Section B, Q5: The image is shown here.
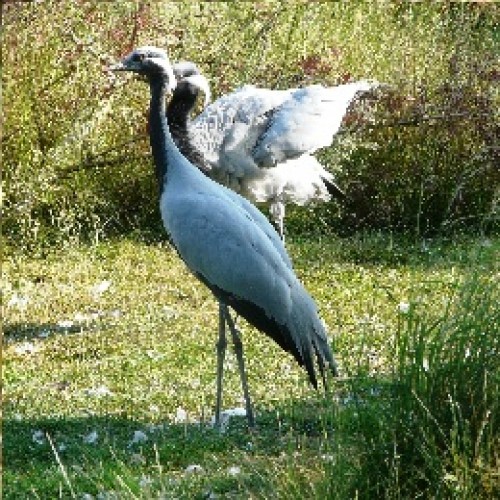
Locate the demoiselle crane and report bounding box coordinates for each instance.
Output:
[167,61,379,240]
[111,47,338,428]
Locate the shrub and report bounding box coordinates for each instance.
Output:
[2,2,498,250]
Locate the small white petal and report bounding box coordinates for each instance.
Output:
[162,305,178,318]
[57,320,74,329]
[7,294,30,309]
[175,407,188,423]
[58,443,67,452]
[422,358,429,372]
[398,302,410,314]
[91,280,112,296]
[81,494,94,500]
[74,312,89,322]
[139,475,153,488]
[129,430,148,445]
[32,430,45,445]
[146,350,165,361]
[14,342,39,355]
[227,466,241,476]
[83,430,99,444]
[189,378,201,389]
[185,464,204,474]
[211,407,246,433]
[129,453,146,465]
[86,385,113,397]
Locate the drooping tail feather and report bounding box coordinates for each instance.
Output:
[322,176,346,200]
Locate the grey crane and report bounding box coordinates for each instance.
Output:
[166,61,379,240]
[111,46,338,428]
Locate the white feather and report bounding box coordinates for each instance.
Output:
[184,80,378,232]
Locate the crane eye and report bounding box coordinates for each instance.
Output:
[132,53,145,62]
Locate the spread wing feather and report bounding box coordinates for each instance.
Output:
[252,81,378,167]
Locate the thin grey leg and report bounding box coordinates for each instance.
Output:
[270,199,286,242]
[222,305,256,428]
[279,203,285,243]
[215,302,227,428]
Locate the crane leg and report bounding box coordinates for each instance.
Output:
[222,305,256,428]
[270,200,286,242]
[215,302,227,428]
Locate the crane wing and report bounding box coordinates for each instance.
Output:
[161,180,334,385]
[252,81,378,168]
[190,85,291,177]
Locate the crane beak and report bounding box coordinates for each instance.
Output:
[108,60,144,72]
[107,61,127,71]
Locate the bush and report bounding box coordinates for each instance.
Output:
[2,2,498,250]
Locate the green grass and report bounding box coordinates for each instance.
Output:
[3,234,498,498]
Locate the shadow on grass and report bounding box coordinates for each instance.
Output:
[3,393,347,497]
[3,394,342,470]
[3,316,118,343]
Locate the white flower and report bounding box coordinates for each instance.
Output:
[7,293,30,309]
[320,454,335,463]
[58,443,67,452]
[129,430,148,445]
[175,407,188,423]
[14,342,39,355]
[185,464,204,474]
[83,430,99,444]
[145,422,165,433]
[211,407,246,433]
[162,306,178,319]
[86,385,113,397]
[149,404,160,414]
[189,378,201,389]
[398,302,410,314]
[227,466,241,476]
[74,312,89,322]
[91,280,112,297]
[146,350,165,361]
[57,320,74,329]
[81,494,94,500]
[32,430,45,445]
[139,475,153,489]
[129,453,146,465]
[38,329,50,338]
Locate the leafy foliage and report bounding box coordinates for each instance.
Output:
[2,2,499,251]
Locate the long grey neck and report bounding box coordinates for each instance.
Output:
[148,75,180,190]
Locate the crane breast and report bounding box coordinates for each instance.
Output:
[161,188,296,325]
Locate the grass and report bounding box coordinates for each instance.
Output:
[3,233,498,498]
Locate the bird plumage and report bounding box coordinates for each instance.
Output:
[112,47,337,395]
[168,65,377,237]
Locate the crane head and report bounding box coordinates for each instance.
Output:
[173,61,212,108]
[109,46,177,92]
